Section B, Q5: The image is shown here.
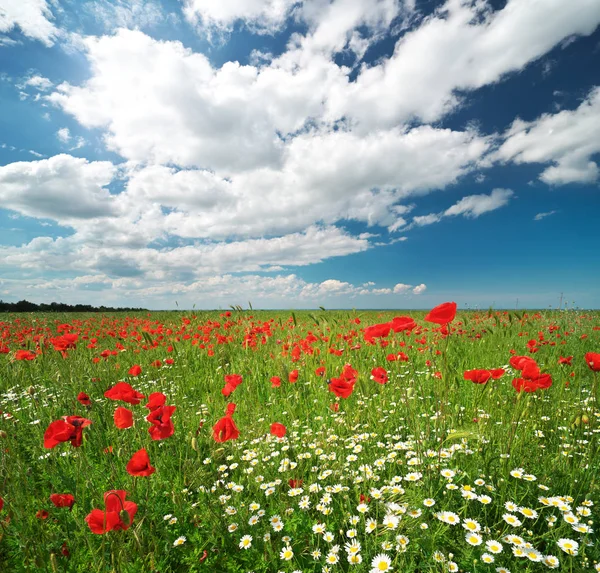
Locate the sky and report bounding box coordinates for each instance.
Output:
[0,0,599,311]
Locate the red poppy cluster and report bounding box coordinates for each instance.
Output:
[510,355,553,392]
[85,490,137,534]
[328,364,358,398]
[464,368,505,384]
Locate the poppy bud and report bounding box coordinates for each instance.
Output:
[406,388,413,398]
[573,416,581,428]
[0,430,7,439]
[582,414,590,425]
[50,554,58,573]
[27,386,36,396]
[191,437,198,451]
[119,510,131,526]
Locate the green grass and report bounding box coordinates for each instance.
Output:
[0,308,598,572]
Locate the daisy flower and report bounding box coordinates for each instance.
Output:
[370,553,392,572]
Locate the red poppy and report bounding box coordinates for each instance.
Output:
[36,510,49,519]
[0,497,3,512]
[289,370,299,383]
[104,382,145,405]
[270,423,286,438]
[44,416,92,449]
[558,356,573,365]
[114,407,133,429]
[85,490,137,534]
[126,448,155,477]
[390,316,417,332]
[509,355,537,371]
[151,359,162,368]
[464,368,505,384]
[328,377,354,399]
[315,367,326,377]
[585,352,600,372]
[15,350,36,361]
[222,374,243,397]
[213,404,239,443]
[146,405,176,440]
[270,376,281,388]
[50,494,75,509]
[50,334,78,356]
[371,367,388,385]
[363,322,392,340]
[77,392,91,406]
[128,364,142,377]
[145,392,166,411]
[329,403,339,412]
[61,543,69,558]
[424,302,457,325]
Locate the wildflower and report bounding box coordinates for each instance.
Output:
[543,555,560,568]
[423,498,436,507]
[462,518,481,532]
[557,538,579,555]
[85,490,137,534]
[239,535,252,549]
[173,536,186,546]
[481,553,495,564]
[370,553,393,572]
[280,545,294,561]
[519,507,538,519]
[486,540,503,554]
[436,511,460,525]
[465,533,483,546]
[126,449,155,477]
[503,513,522,527]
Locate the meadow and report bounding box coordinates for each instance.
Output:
[0,304,598,573]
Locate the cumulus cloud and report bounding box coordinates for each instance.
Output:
[497,87,600,184]
[0,0,58,46]
[325,0,600,128]
[412,283,426,295]
[0,154,117,222]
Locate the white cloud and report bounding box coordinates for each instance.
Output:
[0,154,117,222]
[534,210,558,221]
[444,188,514,218]
[86,0,166,31]
[497,87,600,185]
[411,188,514,227]
[325,0,600,128]
[22,75,53,91]
[412,213,442,227]
[57,127,71,143]
[0,0,58,46]
[412,283,426,295]
[393,283,411,294]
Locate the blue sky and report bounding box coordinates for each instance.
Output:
[0,0,599,310]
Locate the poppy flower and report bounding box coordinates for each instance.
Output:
[44,416,92,449]
[315,367,326,377]
[363,322,392,340]
[370,367,388,385]
[146,405,176,440]
[270,376,281,388]
[36,510,49,519]
[15,350,36,361]
[390,316,417,332]
[464,368,505,384]
[0,497,4,511]
[114,407,133,429]
[126,448,155,477]
[328,377,355,399]
[585,352,600,372]
[85,490,137,534]
[145,392,166,411]
[270,423,286,438]
[104,382,145,405]
[424,302,457,325]
[49,494,75,509]
[213,403,239,443]
[558,356,573,365]
[509,355,537,371]
[128,365,142,377]
[221,374,243,397]
[77,392,91,406]
[289,370,299,383]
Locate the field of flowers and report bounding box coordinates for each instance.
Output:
[0,303,599,573]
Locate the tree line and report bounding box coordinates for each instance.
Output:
[0,300,147,313]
